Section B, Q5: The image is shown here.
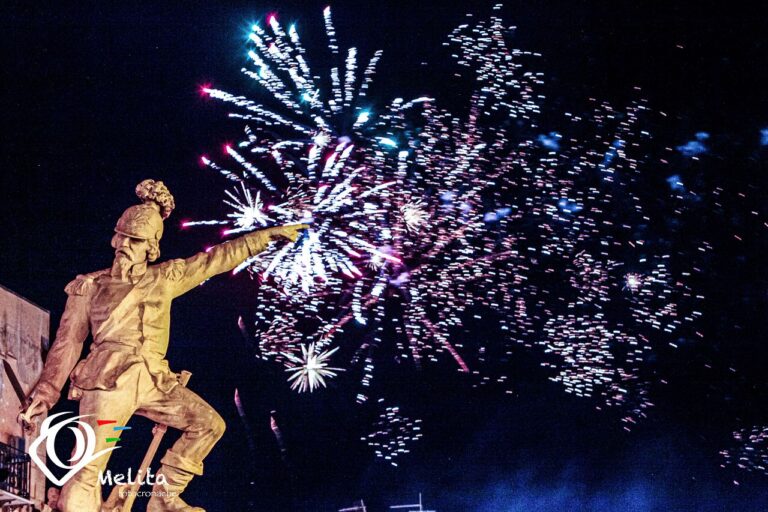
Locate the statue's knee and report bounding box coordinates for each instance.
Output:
[187,405,225,439]
[210,411,226,439]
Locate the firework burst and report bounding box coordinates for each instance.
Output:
[362,400,423,467]
[284,343,343,393]
[193,7,434,295]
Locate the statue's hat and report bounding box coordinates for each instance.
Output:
[114,180,175,241]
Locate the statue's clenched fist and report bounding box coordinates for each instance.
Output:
[18,397,47,434]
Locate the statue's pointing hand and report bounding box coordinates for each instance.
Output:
[266,223,310,243]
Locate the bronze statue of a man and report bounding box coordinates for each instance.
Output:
[19,180,307,512]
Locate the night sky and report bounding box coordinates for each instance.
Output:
[2,1,768,510]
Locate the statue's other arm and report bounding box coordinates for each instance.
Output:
[32,279,92,409]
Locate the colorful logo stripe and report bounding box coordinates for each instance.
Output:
[99,419,130,443]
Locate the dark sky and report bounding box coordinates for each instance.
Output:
[2,1,768,510]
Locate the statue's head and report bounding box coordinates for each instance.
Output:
[112,180,175,263]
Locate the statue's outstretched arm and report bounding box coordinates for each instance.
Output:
[171,224,308,297]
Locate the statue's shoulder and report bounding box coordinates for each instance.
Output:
[64,269,110,296]
[158,258,187,281]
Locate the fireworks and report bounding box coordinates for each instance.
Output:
[284,343,343,393]
[183,183,273,234]
[273,8,549,402]
[624,272,644,292]
[194,6,427,294]
[399,200,429,233]
[194,5,708,467]
[540,316,652,426]
[362,401,423,466]
[721,426,768,479]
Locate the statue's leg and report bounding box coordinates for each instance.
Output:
[136,383,225,512]
[58,377,138,512]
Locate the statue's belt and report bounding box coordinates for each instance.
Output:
[69,340,175,397]
[92,340,166,360]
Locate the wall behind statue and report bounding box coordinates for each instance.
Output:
[0,284,49,509]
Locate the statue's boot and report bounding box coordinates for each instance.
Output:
[146,463,205,512]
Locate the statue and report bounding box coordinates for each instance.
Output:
[19,180,308,512]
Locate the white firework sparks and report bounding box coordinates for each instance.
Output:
[192,8,425,294]
[367,252,386,271]
[362,400,423,466]
[721,426,768,480]
[624,272,644,293]
[183,183,273,233]
[284,343,343,393]
[400,200,429,233]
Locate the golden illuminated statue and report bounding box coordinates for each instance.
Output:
[19,180,308,512]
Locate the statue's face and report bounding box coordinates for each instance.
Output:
[111,232,150,265]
